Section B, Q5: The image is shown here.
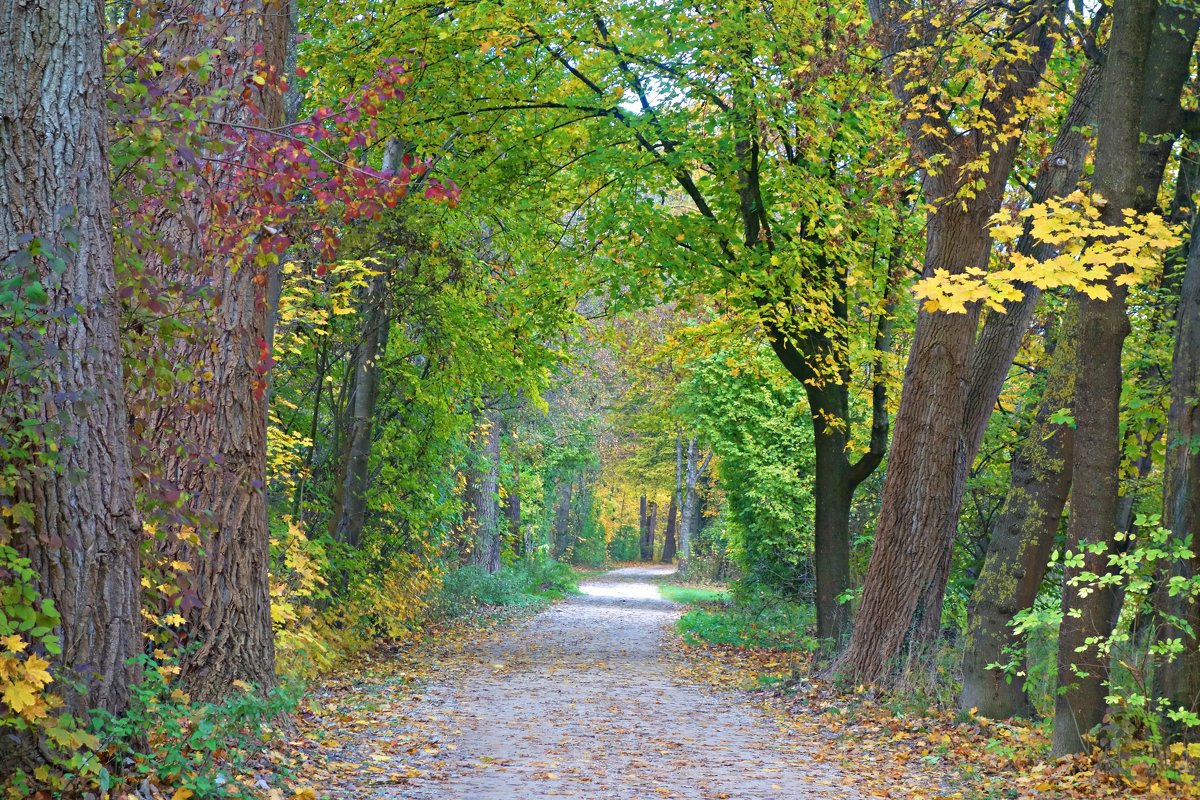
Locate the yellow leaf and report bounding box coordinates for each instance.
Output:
[2,635,27,653]
[2,681,38,713]
[24,655,52,687]
[172,789,194,800]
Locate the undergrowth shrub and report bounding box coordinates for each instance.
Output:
[678,581,817,652]
[269,519,438,681]
[87,655,300,800]
[433,555,577,619]
[609,524,640,562]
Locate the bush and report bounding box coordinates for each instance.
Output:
[432,555,577,619]
[677,582,817,652]
[609,524,641,562]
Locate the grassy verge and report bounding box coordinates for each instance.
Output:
[656,577,817,653]
[658,584,730,605]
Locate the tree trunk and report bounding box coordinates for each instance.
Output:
[678,438,712,572]
[330,272,388,548]
[142,1,292,700]
[0,0,142,724]
[1051,0,1196,755]
[471,412,502,574]
[959,306,1078,718]
[836,0,1061,685]
[662,434,683,563]
[767,250,897,644]
[956,63,1101,718]
[961,63,1101,463]
[810,410,854,644]
[661,496,678,564]
[1155,191,1200,740]
[553,479,574,557]
[506,436,522,556]
[642,501,658,561]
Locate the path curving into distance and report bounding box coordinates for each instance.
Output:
[325,566,865,799]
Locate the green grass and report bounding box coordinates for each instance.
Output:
[671,584,818,652]
[658,585,730,604]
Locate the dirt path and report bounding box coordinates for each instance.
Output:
[318,567,866,799]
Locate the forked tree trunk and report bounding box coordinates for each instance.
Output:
[330,272,389,547]
[836,0,1061,685]
[142,1,291,700]
[0,0,142,725]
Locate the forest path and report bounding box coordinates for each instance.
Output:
[321,566,865,799]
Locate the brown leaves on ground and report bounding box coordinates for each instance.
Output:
[670,636,1200,800]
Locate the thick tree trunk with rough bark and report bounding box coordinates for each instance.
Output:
[1051,0,1196,755]
[960,64,1101,463]
[142,1,292,701]
[959,307,1077,718]
[836,0,1062,685]
[956,64,1101,718]
[0,0,142,725]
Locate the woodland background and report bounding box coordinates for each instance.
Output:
[2,0,1200,797]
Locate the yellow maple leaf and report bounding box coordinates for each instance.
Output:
[2,635,27,653]
[3,680,39,713]
[24,655,52,687]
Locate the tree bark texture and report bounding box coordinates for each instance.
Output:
[1051,0,1197,755]
[959,306,1077,718]
[837,0,1062,685]
[141,0,293,701]
[1051,0,1196,755]
[1154,195,1200,739]
[0,0,142,722]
